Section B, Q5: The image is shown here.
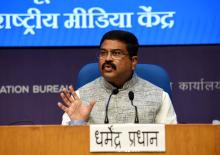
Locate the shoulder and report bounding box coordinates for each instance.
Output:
[134,76,164,103]
[136,75,163,92]
[79,77,101,88]
[78,76,103,93]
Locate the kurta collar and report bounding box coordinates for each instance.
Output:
[100,73,138,93]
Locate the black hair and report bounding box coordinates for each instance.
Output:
[100,30,139,57]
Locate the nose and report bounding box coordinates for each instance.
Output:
[105,52,113,61]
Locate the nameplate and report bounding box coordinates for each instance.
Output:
[90,124,165,152]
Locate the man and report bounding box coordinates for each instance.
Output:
[58,30,177,125]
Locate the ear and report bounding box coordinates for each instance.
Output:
[131,56,138,70]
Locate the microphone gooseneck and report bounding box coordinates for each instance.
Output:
[104,88,119,124]
[128,91,139,123]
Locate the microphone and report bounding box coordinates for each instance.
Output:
[128,91,139,123]
[104,88,119,124]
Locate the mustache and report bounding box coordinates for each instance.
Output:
[102,61,117,70]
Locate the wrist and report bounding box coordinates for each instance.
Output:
[68,119,86,125]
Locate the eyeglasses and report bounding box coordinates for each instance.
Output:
[98,49,129,60]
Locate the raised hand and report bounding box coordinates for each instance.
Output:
[57,86,96,121]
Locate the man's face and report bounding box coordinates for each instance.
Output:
[98,39,137,87]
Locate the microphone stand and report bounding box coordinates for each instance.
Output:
[104,89,119,124]
[129,91,139,123]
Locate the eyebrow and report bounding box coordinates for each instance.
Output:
[99,48,124,51]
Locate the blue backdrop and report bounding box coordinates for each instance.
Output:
[0,0,220,46]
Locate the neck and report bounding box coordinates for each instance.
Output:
[108,72,134,89]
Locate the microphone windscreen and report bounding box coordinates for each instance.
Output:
[128,91,134,101]
[112,88,119,95]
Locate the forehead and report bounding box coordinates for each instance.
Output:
[100,40,127,50]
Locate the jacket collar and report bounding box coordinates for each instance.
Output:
[100,73,138,93]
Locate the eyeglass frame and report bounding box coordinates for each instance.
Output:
[97,48,130,60]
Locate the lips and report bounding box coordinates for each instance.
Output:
[102,61,116,71]
[103,64,113,72]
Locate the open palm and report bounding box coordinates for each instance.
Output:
[58,86,95,121]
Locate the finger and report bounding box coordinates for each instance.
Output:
[67,86,75,102]
[60,92,71,107]
[69,86,80,100]
[62,88,72,102]
[57,102,69,112]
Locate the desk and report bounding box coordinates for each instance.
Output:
[0,124,219,155]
